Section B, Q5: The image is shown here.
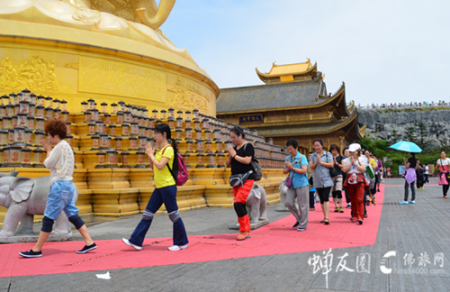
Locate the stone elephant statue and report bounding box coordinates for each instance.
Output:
[0,171,78,238]
[228,183,269,230]
[275,180,289,212]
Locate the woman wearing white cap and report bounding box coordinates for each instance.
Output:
[342,143,367,225]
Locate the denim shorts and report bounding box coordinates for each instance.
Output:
[44,180,79,220]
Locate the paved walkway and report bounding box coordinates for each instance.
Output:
[1,178,449,292]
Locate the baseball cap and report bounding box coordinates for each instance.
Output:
[349,143,361,152]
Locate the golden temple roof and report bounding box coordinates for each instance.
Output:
[252,111,363,139]
[255,59,319,84]
[217,80,351,116]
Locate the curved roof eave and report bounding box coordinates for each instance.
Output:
[255,61,318,79]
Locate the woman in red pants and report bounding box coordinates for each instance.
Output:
[226,126,255,241]
[342,143,368,225]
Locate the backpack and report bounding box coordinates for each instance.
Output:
[243,143,263,181]
[307,163,313,187]
[162,146,189,186]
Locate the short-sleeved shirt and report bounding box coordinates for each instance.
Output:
[231,143,255,180]
[284,152,309,188]
[154,145,175,188]
[332,155,344,176]
[416,163,424,175]
[408,157,417,169]
[376,160,383,172]
[437,158,450,172]
[310,151,333,188]
[344,156,368,174]
[369,158,377,170]
[424,166,429,174]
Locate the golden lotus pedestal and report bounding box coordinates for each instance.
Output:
[0,19,219,116]
[0,21,285,224]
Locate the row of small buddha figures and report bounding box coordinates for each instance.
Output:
[0,142,287,169]
[93,149,286,169]
[77,99,279,153]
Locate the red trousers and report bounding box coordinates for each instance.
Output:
[347,182,365,220]
[232,180,254,232]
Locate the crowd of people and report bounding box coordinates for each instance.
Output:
[17,121,447,258]
[284,138,384,228]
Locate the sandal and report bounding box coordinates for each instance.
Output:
[324,218,330,225]
[320,219,325,223]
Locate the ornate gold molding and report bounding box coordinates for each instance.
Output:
[0,55,59,91]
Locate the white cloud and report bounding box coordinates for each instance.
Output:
[162,0,450,106]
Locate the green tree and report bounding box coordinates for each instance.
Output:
[417,121,431,150]
[359,137,373,153]
[404,127,418,143]
[389,129,402,144]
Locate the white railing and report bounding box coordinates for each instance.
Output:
[356,101,449,111]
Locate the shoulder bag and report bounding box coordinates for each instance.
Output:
[243,143,263,181]
[328,152,339,178]
[285,155,301,188]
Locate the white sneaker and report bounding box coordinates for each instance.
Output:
[122,238,142,250]
[168,244,188,251]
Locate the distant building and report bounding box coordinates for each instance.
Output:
[216,59,365,154]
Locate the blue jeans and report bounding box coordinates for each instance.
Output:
[129,185,188,247]
[44,180,78,220]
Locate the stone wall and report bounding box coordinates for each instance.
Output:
[358,109,450,150]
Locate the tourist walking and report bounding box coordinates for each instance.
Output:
[399,153,417,205]
[416,160,425,190]
[363,150,374,208]
[330,144,344,213]
[122,124,189,251]
[20,120,97,258]
[226,126,255,240]
[434,151,450,198]
[283,139,309,232]
[309,138,334,225]
[342,147,351,208]
[308,152,316,211]
[375,155,383,192]
[342,143,367,225]
[424,164,430,183]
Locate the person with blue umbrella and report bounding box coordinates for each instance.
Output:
[390,141,422,205]
[399,153,417,205]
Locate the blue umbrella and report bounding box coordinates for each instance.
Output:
[389,141,422,153]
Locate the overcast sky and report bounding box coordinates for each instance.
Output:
[160,0,449,106]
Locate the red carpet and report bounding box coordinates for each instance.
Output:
[386,184,438,187]
[0,186,384,278]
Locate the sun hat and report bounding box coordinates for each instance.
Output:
[349,143,361,152]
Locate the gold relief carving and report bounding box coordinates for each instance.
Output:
[167,76,210,113]
[78,57,165,100]
[0,56,59,91]
[64,62,79,70]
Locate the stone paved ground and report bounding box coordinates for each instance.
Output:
[1,177,449,292]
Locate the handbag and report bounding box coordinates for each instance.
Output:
[229,170,253,187]
[439,172,449,186]
[366,164,375,179]
[285,155,300,188]
[328,152,339,177]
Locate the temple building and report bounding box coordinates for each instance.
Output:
[216,59,366,154]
